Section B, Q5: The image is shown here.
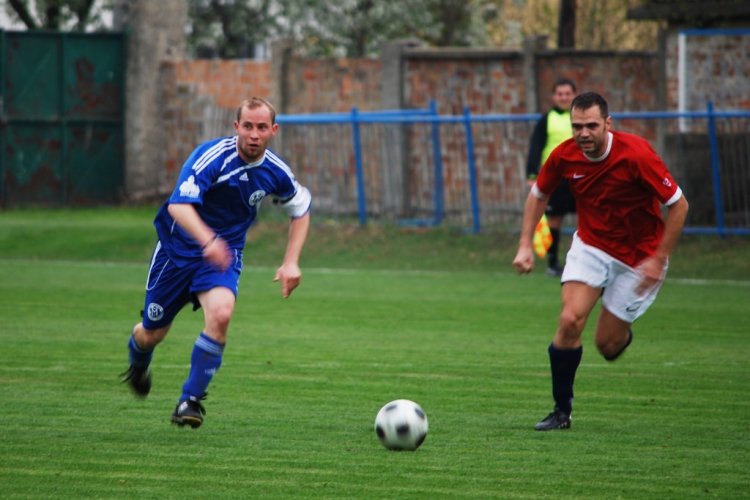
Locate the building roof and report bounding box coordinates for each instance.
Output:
[627,1,750,24]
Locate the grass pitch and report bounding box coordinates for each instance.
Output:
[1,208,748,499]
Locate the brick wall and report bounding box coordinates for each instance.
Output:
[664,29,750,111]
[284,57,383,113]
[154,40,746,224]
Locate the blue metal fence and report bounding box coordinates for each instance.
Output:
[274,103,750,236]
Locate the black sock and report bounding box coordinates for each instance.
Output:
[548,228,561,268]
[548,343,583,416]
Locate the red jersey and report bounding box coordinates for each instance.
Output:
[535,130,682,267]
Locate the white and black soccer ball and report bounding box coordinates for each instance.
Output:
[374,399,429,451]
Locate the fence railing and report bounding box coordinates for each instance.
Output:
[267,102,750,236]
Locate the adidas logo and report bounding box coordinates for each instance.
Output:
[240,172,249,181]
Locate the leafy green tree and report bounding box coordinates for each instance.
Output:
[184,0,495,58]
[187,0,279,59]
[281,0,494,57]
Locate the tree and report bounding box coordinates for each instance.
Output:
[511,0,658,51]
[184,0,494,58]
[277,0,482,57]
[187,0,279,59]
[5,0,109,31]
[576,0,659,51]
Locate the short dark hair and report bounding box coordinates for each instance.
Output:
[571,92,609,119]
[552,78,576,93]
[237,97,277,124]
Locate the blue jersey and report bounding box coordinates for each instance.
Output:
[154,136,311,266]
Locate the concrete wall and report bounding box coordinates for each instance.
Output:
[120,0,187,202]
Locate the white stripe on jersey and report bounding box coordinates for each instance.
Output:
[213,149,299,186]
[192,137,236,176]
[219,151,239,173]
[266,149,297,181]
[215,163,249,185]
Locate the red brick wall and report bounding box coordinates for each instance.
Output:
[404,55,526,114]
[168,59,273,108]
[157,50,662,221]
[284,57,383,113]
[536,51,659,141]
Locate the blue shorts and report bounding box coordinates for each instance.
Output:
[141,241,243,329]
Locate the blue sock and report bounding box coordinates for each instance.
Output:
[128,332,153,368]
[548,343,583,416]
[180,332,225,402]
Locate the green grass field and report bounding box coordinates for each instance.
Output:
[1,208,749,499]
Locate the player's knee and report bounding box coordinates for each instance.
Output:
[557,310,586,338]
[208,303,234,331]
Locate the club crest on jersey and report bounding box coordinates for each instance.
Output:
[663,178,672,187]
[147,303,164,322]
[248,190,266,207]
[179,175,200,198]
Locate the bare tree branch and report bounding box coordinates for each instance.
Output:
[8,0,39,29]
[71,0,97,31]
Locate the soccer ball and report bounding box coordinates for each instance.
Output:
[374,399,429,451]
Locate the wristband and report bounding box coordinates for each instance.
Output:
[202,235,218,250]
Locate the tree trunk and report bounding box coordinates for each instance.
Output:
[558,0,576,49]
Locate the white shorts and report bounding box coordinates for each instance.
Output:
[561,232,668,323]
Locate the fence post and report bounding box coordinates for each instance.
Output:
[430,100,444,225]
[706,101,726,238]
[463,107,480,233]
[351,107,367,225]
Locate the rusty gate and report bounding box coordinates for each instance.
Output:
[0,30,126,207]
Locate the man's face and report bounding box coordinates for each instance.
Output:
[571,105,611,157]
[234,104,278,163]
[551,84,575,110]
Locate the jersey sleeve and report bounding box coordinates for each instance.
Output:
[276,183,312,218]
[634,139,681,206]
[168,138,233,205]
[266,150,312,218]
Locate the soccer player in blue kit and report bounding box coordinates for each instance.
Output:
[121,97,312,429]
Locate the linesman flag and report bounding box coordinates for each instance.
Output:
[533,214,553,258]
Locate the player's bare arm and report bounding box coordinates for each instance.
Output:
[513,189,549,274]
[167,202,232,271]
[274,211,311,298]
[636,195,689,293]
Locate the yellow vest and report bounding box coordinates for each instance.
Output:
[541,110,572,166]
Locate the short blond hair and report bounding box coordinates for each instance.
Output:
[236,97,277,124]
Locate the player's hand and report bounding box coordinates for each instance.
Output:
[274,262,302,298]
[512,246,535,274]
[202,236,232,271]
[635,256,666,295]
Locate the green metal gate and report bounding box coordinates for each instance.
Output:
[0,30,126,207]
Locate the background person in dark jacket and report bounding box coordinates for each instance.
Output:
[526,78,577,277]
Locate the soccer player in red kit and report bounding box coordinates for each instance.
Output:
[513,92,689,431]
